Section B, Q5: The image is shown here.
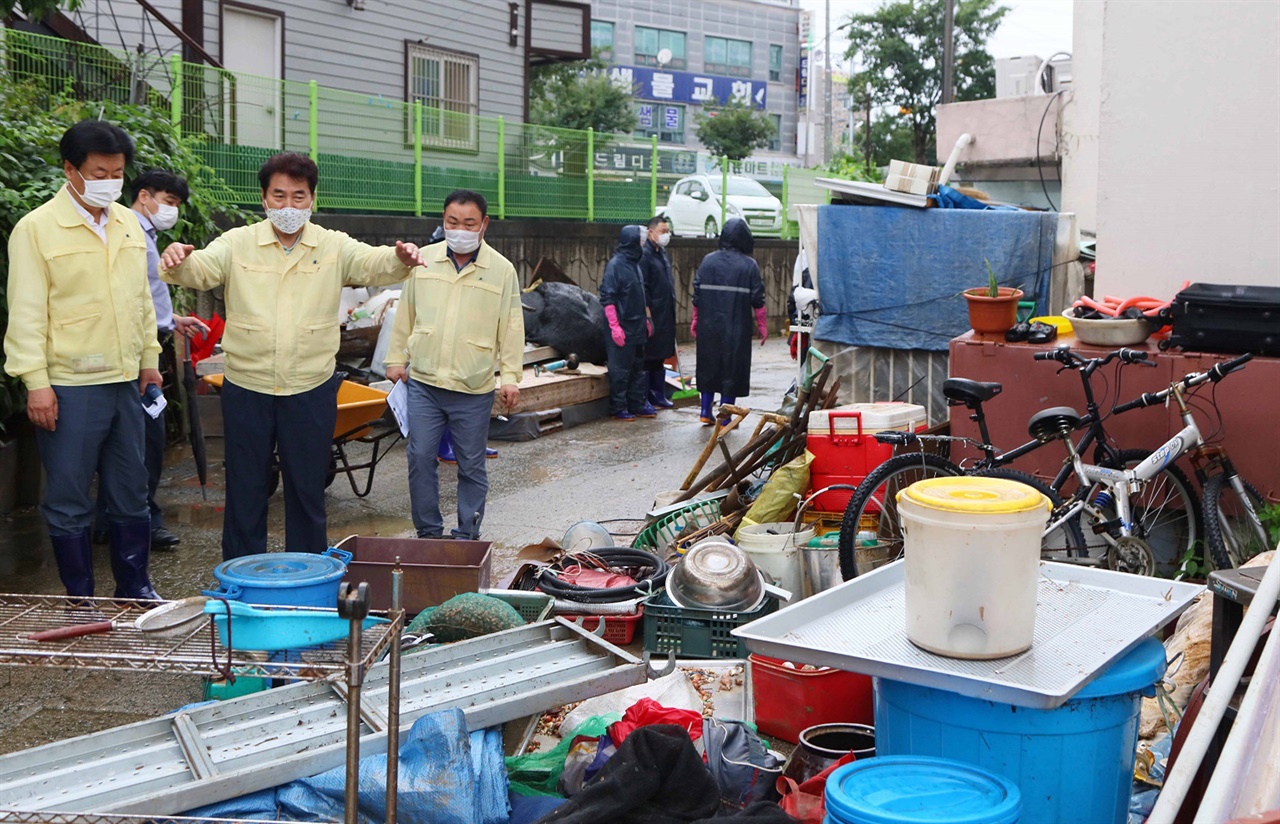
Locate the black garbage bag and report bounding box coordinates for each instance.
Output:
[523,281,609,366]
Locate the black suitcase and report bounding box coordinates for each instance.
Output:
[1163,282,1280,355]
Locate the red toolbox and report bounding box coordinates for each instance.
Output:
[807,403,928,511]
[750,654,874,744]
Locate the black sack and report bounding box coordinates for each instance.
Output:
[1166,283,1280,356]
[523,281,609,365]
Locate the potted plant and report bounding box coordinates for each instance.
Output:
[963,260,1024,335]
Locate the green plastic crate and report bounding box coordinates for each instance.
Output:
[642,590,777,659]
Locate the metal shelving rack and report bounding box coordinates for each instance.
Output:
[0,571,407,824]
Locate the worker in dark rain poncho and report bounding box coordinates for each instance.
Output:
[640,215,676,409]
[691,217,767,426]
[600,225,655,421]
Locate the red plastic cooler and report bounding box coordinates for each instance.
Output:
[807,402,928,511]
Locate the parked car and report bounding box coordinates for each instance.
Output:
[658,174,784,238]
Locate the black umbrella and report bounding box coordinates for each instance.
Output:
[181,336,208,500]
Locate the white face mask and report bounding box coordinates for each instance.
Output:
[74,169,124,209]
[656,232,671,248]
[264,204,312,235]
[149,202,180,231]
[444,228,481,255]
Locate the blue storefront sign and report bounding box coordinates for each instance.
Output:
[638,104,654,128]
[798,54,809,110]
[609,65,767,110]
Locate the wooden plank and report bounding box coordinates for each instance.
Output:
[493,365,608,417]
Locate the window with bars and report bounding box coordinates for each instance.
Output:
[407,43,479,151]
[705,36,752,78]
[635,26,686,69]
[769,45,783,82]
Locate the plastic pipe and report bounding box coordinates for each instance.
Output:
[1148,546,1280,823]
[1034,51,1072,95]
[938,133,972,185]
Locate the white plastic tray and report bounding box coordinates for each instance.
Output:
[732,560,1202,709]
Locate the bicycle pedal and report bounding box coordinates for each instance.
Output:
[1092,517,1123,535]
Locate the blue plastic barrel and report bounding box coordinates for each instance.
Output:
[204,548,352,607]
[874,636,1167,824]
[824,755,1022,824]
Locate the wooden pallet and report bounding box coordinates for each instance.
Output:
[492,364,608,418]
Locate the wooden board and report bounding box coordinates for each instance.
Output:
[493,364,608,417]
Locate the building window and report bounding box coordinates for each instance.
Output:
[407,43,479,151]
[591,20,614,57]
[635,102,685,144]
[769,44,783,82]
[635,26,686,69]
[768,113,782,151]
[705,36,752,78]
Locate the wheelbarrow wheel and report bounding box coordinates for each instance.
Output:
[324,455,339,489]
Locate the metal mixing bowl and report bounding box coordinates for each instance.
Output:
[667,540,764,611]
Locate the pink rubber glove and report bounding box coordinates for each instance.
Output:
[755,307,769,345]
[604,304,626,347]
[647,318,654,337]
[691,307,699,339]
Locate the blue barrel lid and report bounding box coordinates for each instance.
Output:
[825,756,1021,824]
[213,552,348,589]
[1074,635,1167,699]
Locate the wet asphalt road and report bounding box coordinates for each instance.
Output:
[0,340,800,755]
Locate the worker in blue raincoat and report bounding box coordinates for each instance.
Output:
[600,225,654,421]
[691,218,767,425]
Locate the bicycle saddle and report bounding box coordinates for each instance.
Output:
[1027,406,1082,442]
[943,378,1003,408]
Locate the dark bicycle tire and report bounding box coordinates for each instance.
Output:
[838,453,962,581]
[1202,474,1269,570]
[1082,448,1201,576]
[970,467,1087,558]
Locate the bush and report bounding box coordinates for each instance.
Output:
[0,81,248,429]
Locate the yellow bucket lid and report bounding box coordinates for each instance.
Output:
[898,477,1050,514]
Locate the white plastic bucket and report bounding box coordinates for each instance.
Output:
[898,477,1049,659]
[737,523,814,599]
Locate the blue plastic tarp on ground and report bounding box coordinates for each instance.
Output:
[187,709,509,823]
[813,204,1057,351]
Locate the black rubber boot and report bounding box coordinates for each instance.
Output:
[49,530,95,598]
[649,369,674,408]
[108,519,161,601]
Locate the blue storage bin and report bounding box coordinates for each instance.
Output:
[204,548,352,607]
[824,755,1021,824]
[874,636,1167,824]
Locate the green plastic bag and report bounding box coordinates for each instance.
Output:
[504,715,617,797]
[736,450,813,536]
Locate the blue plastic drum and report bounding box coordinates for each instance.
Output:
[824,755,1022,824]
[874,636,1167,824]
[204,548,352,607]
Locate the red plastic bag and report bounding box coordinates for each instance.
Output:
[608,698,704,746]
[776,752,856,823]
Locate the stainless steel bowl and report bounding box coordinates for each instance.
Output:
[667,540,764,611]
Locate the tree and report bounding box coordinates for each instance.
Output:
[694,101,777,162]
[1,0,79,17]
[843,0,1008,164]
[529,55,637,135]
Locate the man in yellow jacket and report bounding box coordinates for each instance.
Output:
[385,190,522,540]
[3,120,163,600]
[159,152,425,559]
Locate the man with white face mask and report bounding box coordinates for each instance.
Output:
[640,215,677,409]
[385,190,523,541]
[159,152,425,559]
[4,119,163,601]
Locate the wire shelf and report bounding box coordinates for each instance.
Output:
[0,812,311,824]
[0,594,400,680]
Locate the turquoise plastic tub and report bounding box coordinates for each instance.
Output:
[824,755,1021,824]
[874,636,1167,824]
[204,548,352,607]
[204,599,388,651]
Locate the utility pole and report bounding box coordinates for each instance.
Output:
[941,0,956,105]
[823,0,833,164]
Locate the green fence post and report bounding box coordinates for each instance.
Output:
[781,163,790,240]
[413,101,423,218]
[650,135,658,215]
[308,80,319,161]
[720,160,727,229]
[586,128,595,222]
[497,116,506,220]
[169,54,182,136]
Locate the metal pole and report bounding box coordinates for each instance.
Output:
[864,82,872,169]
[385,563,403,824]
[586,127,594,222]
[781,163,790,240]
[650,135,658,215]
[169,54,182,136]
[941,0,956,105]
[497,116,506,220]
[339,583,369,824]
[720,161,728,230]
[413,102,423,218]
[309,80,319,210]
[823,0,832,164]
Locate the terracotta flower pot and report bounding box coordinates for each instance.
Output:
[963,287,1024,335]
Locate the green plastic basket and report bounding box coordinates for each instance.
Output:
[633,498,724,553]
[642,589,777,659]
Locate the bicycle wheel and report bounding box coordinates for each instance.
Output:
[970,468,1087,559]
[1082,449,1200,577]
[838,453,962,581]
[1203,474,1270,569]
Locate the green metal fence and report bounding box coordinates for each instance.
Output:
[1,27,825,230]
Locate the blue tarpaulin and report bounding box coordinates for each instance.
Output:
[813,205,1057,352]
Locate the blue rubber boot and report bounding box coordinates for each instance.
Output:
[438,428,457,464]
[108,519,161,601]
[49,530,95,599]
[699,392,715,426]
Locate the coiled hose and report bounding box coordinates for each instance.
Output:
[536,546,670,603]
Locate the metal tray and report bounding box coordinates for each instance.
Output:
[732,560,1203,709]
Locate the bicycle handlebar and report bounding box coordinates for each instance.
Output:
[1032,345,1152,369]
[1111,352,1253,414]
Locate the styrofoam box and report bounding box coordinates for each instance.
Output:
[809,402,928,435]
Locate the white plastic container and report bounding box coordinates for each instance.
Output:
[897,477,1049,659]
[736,523,814,600]
[808,402,927,436]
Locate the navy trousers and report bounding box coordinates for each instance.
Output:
[220,374,339,559]
[405,379,493,540]
[606,339,647,414]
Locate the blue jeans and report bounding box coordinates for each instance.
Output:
[405,380,493,539]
